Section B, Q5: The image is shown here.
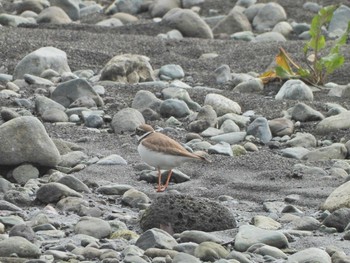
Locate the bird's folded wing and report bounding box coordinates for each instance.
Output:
[141,133,202,159]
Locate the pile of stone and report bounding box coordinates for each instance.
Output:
[0,0,350,262]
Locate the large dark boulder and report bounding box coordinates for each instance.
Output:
[140,194,236,233]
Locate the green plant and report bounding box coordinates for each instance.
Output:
[260,5,350,86]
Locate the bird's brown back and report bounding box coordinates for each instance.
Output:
[141,132,205,160]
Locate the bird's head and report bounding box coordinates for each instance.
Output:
[135,124,155,136]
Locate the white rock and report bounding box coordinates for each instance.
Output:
[316,111,350,133]
[302,143,347,161]
[275,80,313,101]
[272,21,293,37]
[234,225,289,252]
[204,93,241,116]
[287,247,331,263]
[13,46,71,80]
[253,2,287,32]
[254,31,286,42]
[322,181,350,212]
[328,5,350,37]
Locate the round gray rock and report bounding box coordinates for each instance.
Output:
[275,80,313,101]
[194,242,229,262]
[212,9,252,35]
[122,188,151,208]
[132,90,162,112]
[13,46,71,80]
[160,99,191,118]
[36,6,72,24]
[254,31,287,42]
[316,111,350,134]
[233,78,264,93]
[289,102,324,122]
[1,107,21,121]
[111,107,145,134]
[57,175,91,193]
[272,21,293,37]
[211,131,247,145]
[328,5,350,37]
[234,225,289,252]
[35,95,66,116]
[9,224,36,242]
[136,228,178,250]
[162,8,213,39]
[213,64,232,84]
[0,14,35,27]
[12,164,39,185]
[323,208,350,232]
[51,78,104,108]
[159,64,184,80]
[286,132,317,148]
[84,114,104,128]
[253,2,287,32]
[268,118,294,136]
[51,0,80,21]
[322,181,350,212]
[36,182,82,204]
[0,236,40,258]
[149,0,181,18]
[247,117,272,144]
[189,105,217,132]
[0,116,61,166]
[75,217,111,239]
[287,247,331,263]
[16,0,48,14]
[162,87,201,111]
[42,108,69,123]
[172,252,201,263]
[204,93,241,116]
[302,143,347,161]
[208,141,233,156]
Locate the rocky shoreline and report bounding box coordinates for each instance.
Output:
[1,0,350,262]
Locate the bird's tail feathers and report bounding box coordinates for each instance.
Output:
[194,151,211,163]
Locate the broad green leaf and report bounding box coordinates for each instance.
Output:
[321,54,344,74]
[309,35,326,50]
[275,66,294,78]
[318,5,337,23]
[307,5,337,53]
[309,16,321,38]
[322,20,350,74]
[330,44,340,55]
[318,35,326,50]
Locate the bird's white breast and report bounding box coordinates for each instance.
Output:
[138,143,194,170]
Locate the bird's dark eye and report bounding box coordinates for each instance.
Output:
[135,128,145,136]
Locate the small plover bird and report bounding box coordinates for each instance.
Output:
[136,124,209,192]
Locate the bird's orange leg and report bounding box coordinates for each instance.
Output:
[157,169,173,192]
[162,169,173,191]
[156,168,163,192]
